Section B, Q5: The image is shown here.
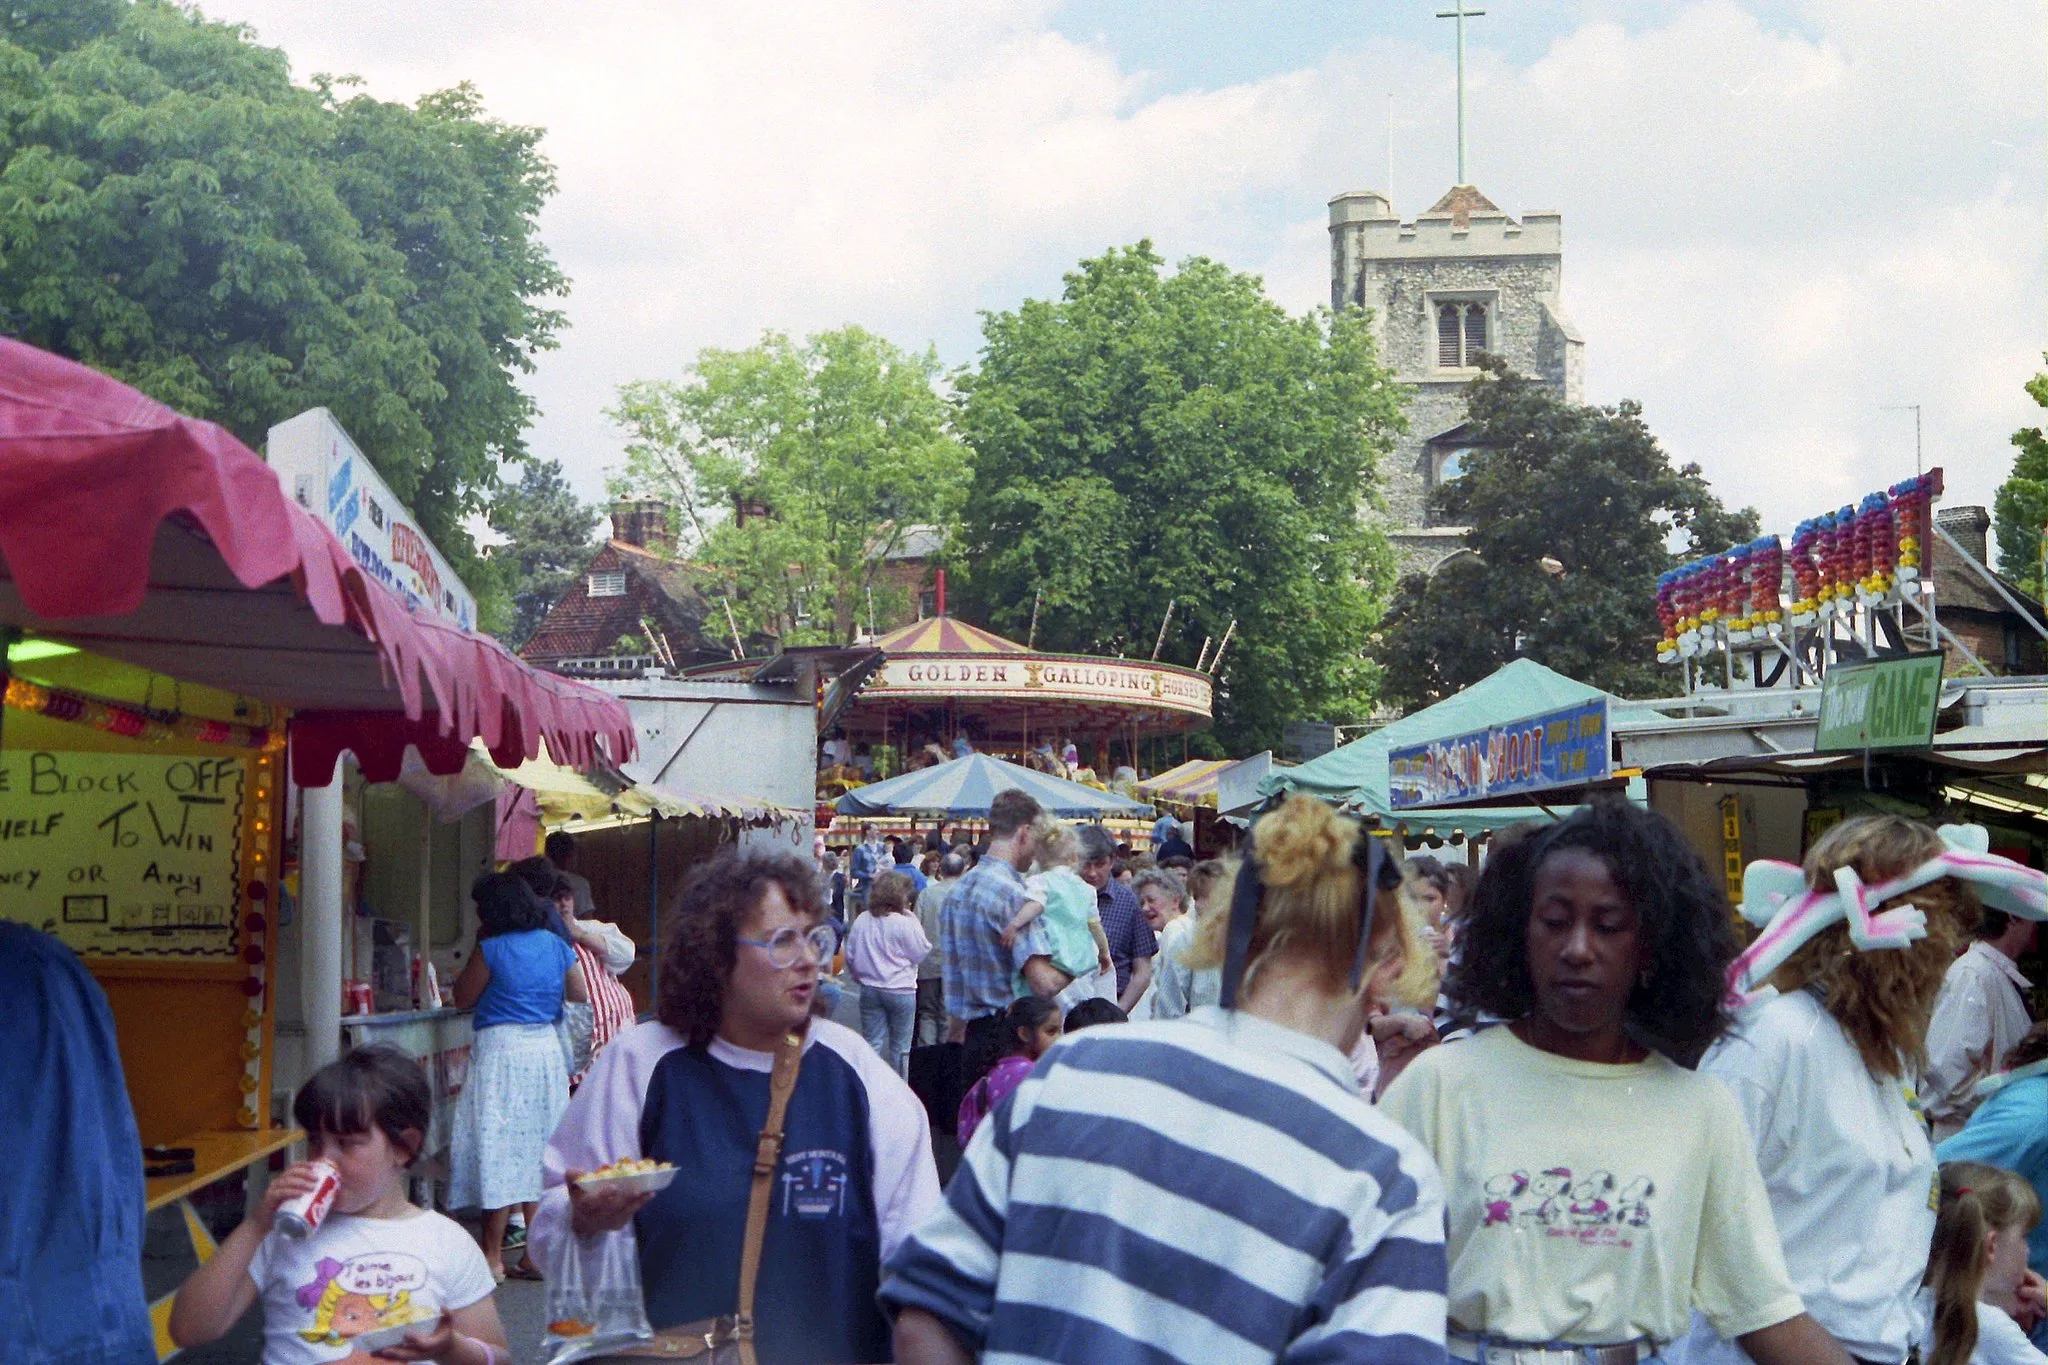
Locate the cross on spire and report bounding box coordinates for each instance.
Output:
[1436,0,1486,185]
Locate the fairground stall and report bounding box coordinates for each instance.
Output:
[1617,474,2048,904]
[0,341,632,1358]
[1257,659,1615,852]
[1137,751,1272,855]
[835,752,1154,824]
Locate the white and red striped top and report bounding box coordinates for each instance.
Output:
[572,942,636,1087]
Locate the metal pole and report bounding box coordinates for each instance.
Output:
[646,815,660,1019]
[300,769,345,1076]
[1151,599,1175,661]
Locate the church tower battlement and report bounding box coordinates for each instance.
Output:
[1330,183,1585,572]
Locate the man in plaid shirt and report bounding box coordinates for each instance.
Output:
[941,789,1071,1086]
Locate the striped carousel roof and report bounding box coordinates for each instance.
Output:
[869,615,1032,655]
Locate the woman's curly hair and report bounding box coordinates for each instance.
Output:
[1775,815,1978,1079]
[657,847,821,1048]
[1447,799,1739,1062]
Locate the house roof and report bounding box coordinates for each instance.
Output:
[521,540,716,663]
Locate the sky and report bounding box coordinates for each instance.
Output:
[207,0,2046,544]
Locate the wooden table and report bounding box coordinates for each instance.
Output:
[145,1127,301,1212]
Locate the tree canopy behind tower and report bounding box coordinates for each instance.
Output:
[0,0,566,586]
[1378,359,1759,706]
[1993,358,2048,596]
[953,243,1404,754]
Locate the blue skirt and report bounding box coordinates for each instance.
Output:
[450,1022,568,1210]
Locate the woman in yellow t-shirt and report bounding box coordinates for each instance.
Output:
[1381,801,1851,1365]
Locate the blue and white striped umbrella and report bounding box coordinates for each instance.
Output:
[834,753,1153,820]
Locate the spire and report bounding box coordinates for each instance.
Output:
[1435,0,1487,185]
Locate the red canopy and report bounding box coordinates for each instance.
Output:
[0,339,634,784]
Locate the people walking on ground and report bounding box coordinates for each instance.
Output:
[1153,819,1195,864]
[1672,815,1984,1365]
[892,838,929,894]
[940,789,1069,1087]
[955,996,1060,1146]
[848,870,933,1075]
[1002,819,1112,1004]
[1058,997,1128,1031]
[882,794,1448,1365]
[1382,800,1849,1365]
[1075,823,1157,1015]
[1918,1162,2048,1365]
[449,871,585,1281]
[172,1047,510,1363]
[4,923,156,1365]
[550,876,636,1088]
[1129,867,1184,1018]
[1940,1025,2048,1280]
[1925,906,2039,1140]
[850,821,888,912]
[532,847,938,1364]
[913,852,962,1047]
[924,820,954,855]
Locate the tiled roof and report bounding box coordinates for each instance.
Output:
[1419,184,1505,229]
[520,541,717,664]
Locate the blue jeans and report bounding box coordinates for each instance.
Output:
[860,985,916,1075]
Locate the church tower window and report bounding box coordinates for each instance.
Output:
[1436,300,1489,369]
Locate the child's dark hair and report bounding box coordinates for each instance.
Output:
[292,1046,432,1166]
[1001,995,1060,1055]
[1063,998,1129,1032]
[1447,799,1739,1063]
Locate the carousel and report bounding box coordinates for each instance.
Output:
[833,614,1213,775]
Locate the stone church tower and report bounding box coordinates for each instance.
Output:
[1329,184,1584,573]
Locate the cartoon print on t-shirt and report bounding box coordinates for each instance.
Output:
[1487,1166,1656,1244]
[295,1252,428,1346]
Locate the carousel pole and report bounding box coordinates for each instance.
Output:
[1027,589,1042,649]
[1151,599,1176,661]
[1211,619,1238,672]
[1195,635,1212,672]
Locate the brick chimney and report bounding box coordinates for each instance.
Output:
[1937,505,1991,566]
[610,499,674,553]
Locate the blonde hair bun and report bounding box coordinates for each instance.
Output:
[1253,796,1359,893]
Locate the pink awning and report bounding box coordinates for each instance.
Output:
[0,339,634,784]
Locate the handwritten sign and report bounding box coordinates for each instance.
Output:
[1388,699,1612,810]
[0,751,246,958]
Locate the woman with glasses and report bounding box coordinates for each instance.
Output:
[531,846,939,1364]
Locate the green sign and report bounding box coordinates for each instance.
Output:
[1815,652,1944,752]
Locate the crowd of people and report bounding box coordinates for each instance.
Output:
[116,791,2048,1365]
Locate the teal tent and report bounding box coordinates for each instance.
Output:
[1259,659,1612,834]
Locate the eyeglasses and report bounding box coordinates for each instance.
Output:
[737,923,839,969]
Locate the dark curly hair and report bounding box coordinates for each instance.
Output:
[472,870,550,939]
[1446,799,1739,1063]
[657,847,822,1048]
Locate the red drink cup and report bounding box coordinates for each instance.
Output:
[275,1159,340,1239]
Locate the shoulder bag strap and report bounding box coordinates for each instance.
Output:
[734,1027,805,1365]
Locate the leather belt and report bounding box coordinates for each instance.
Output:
[1448,1332,1657,1365]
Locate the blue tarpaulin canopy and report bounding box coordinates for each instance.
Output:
[835,752,1154,820]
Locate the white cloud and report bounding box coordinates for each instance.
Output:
[209,0,2043,544]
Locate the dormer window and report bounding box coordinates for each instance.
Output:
[1436,300,1489,369]
[588,571,626,598]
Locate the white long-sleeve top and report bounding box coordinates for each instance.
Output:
[1925,941,2033,1134]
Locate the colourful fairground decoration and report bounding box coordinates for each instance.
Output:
[1655,469,1942,666]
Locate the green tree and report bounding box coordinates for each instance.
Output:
[486,458,600,650]
[954,242,1403,753]
[1379,359,1759,706]
[0,0,566,587]
[609,326,971,645]
[1994,361,2048,596]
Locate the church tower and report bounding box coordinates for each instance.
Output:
[1330,184,1584,573]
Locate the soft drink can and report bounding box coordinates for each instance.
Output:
[275,1160,340,1239]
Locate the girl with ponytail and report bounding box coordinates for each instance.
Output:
[882,795,1452,1365]
[1923,1163,2045,1365]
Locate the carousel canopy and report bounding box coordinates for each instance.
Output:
[843,614,1212,743]
[835,752,1154,820]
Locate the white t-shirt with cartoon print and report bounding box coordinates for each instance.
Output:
[246,1207,495,1364]
[1380,1026,1803,1348]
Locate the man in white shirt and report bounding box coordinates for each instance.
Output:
[1925,909,2038,1139]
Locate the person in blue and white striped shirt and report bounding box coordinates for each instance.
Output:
[880,795,1449,1365]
